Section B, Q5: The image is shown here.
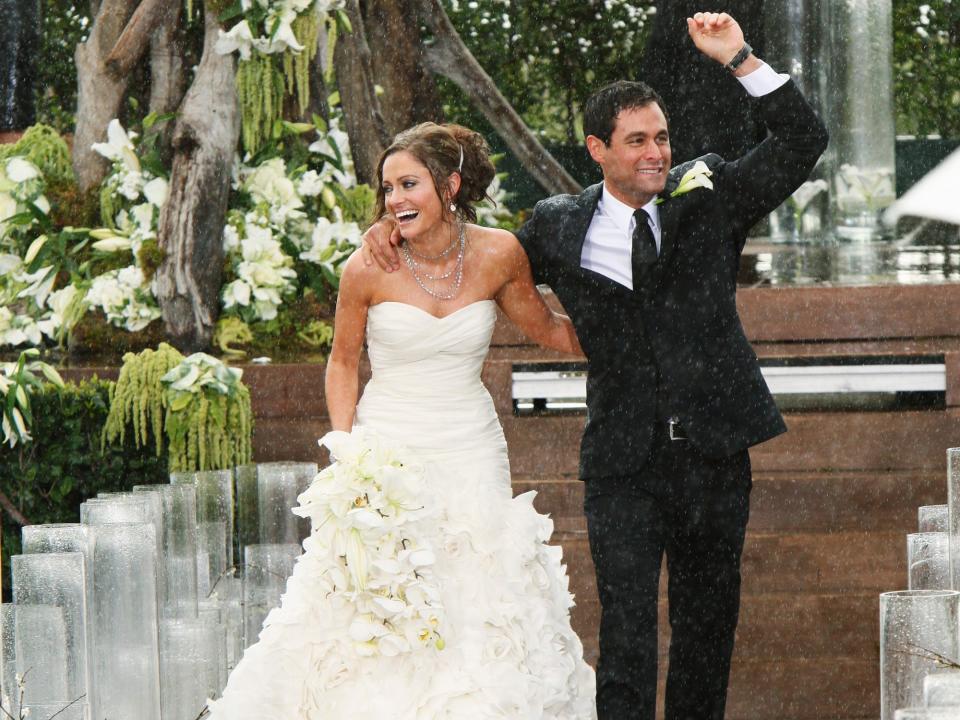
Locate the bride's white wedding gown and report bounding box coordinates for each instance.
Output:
[207,300,596,719]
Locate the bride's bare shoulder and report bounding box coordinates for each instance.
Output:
[469,225,524,262]
[339,248,389,302]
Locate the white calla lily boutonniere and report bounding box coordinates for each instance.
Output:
[657,160,714,204]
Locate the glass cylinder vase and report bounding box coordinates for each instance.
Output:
[908,533,950,590]
[919,505,949,534]
[763,0,832,242]
[923,669,960,707]
[242,543,301,648]
[822,0,896,239]
[880,590,960,720]
[9,553,89,709]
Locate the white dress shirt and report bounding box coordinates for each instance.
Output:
[580,61,790,289]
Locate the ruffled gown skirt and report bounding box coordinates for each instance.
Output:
[206,301,596,719]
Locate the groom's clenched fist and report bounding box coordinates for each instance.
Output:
[686,12,760,76]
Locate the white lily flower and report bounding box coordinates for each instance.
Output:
[222,279,252,309]
[672,160,714,197]
[23,235,47,264]
[297,170,324,197]
[215,20,256,60]
[92,119,141,173]
[92,236,134,253]
[6,157,40,183]
[143,177,169,208]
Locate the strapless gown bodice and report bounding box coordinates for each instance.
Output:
[356,300,507,464]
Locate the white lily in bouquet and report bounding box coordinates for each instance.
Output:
[292,428,446,657]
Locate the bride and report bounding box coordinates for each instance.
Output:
[206,122,596,719]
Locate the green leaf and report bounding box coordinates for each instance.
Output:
[169,393,193,412]
[335,9,353,34]
[218,0,245,23]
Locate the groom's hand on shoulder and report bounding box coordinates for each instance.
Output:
[686,12,751,69]
[361,217,403,273]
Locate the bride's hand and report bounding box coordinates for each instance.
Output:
[362,218,403,273]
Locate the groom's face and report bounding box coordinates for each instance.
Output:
[588,103,672,206]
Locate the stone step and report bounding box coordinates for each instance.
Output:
[514,471,946,535]
[557,530,905,621]
[502,411,960,476]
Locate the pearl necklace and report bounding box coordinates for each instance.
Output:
[400,223,466,301]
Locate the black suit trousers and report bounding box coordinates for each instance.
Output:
[583,426,752,720]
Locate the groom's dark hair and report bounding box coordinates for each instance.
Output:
[583,81,669,146]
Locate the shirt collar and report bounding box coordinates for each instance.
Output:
[599,183,660,233]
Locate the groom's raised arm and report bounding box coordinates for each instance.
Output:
[687,12,829,233]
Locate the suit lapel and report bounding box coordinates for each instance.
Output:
[652,171,683,284]
[563,183,631,294]
[564,183,602,263]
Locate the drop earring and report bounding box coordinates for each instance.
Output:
[450,203,457,213]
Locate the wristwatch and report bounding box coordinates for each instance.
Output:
[726,42,753,72]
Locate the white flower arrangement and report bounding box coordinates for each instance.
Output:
[215,0,345,59]
[0,158,76,348]
[221,214,298,321]
[221,144,361,323]
[85,266,161,332]
[85,118,168,332]
[0,156,49,242]
[161,352,243,398]
[293,428,447,657]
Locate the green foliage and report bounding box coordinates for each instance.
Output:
[335,183,376,226]
[137,238,166,283]
[102,343,185,456]
[0,125,74,186]
[893,1,960,137]
[440,1,656,144]
[1,378,168,601]
[214,316,254,357]
[218,292,334,361]
[33,1,90,132]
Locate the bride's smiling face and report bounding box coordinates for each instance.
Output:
[381,151,455,241]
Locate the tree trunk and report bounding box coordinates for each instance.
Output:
[333,0,391,184]
[365,0,443,134]
[413,0,581,196]
[155,5,239,352]
[147,0,186,157]
[72,0,140,193]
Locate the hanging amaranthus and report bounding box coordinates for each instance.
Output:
[161,352,253,471]
[236,52,286,156]
[215,2,348,154]
[101,342,185,455]
[282,12,321,116]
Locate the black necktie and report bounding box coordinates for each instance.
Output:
[632,208,658,271]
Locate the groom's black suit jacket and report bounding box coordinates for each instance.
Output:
[517,80,828,480]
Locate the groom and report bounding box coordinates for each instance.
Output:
[364,12,828,720]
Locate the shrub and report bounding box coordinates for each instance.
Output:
[0,378,168,601]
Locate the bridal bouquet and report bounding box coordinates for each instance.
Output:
[294,428,447,657]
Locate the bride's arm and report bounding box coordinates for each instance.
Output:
[494,233,583,356]
[325,253,372,431]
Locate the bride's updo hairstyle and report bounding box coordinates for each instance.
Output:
[372,122,496,225]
